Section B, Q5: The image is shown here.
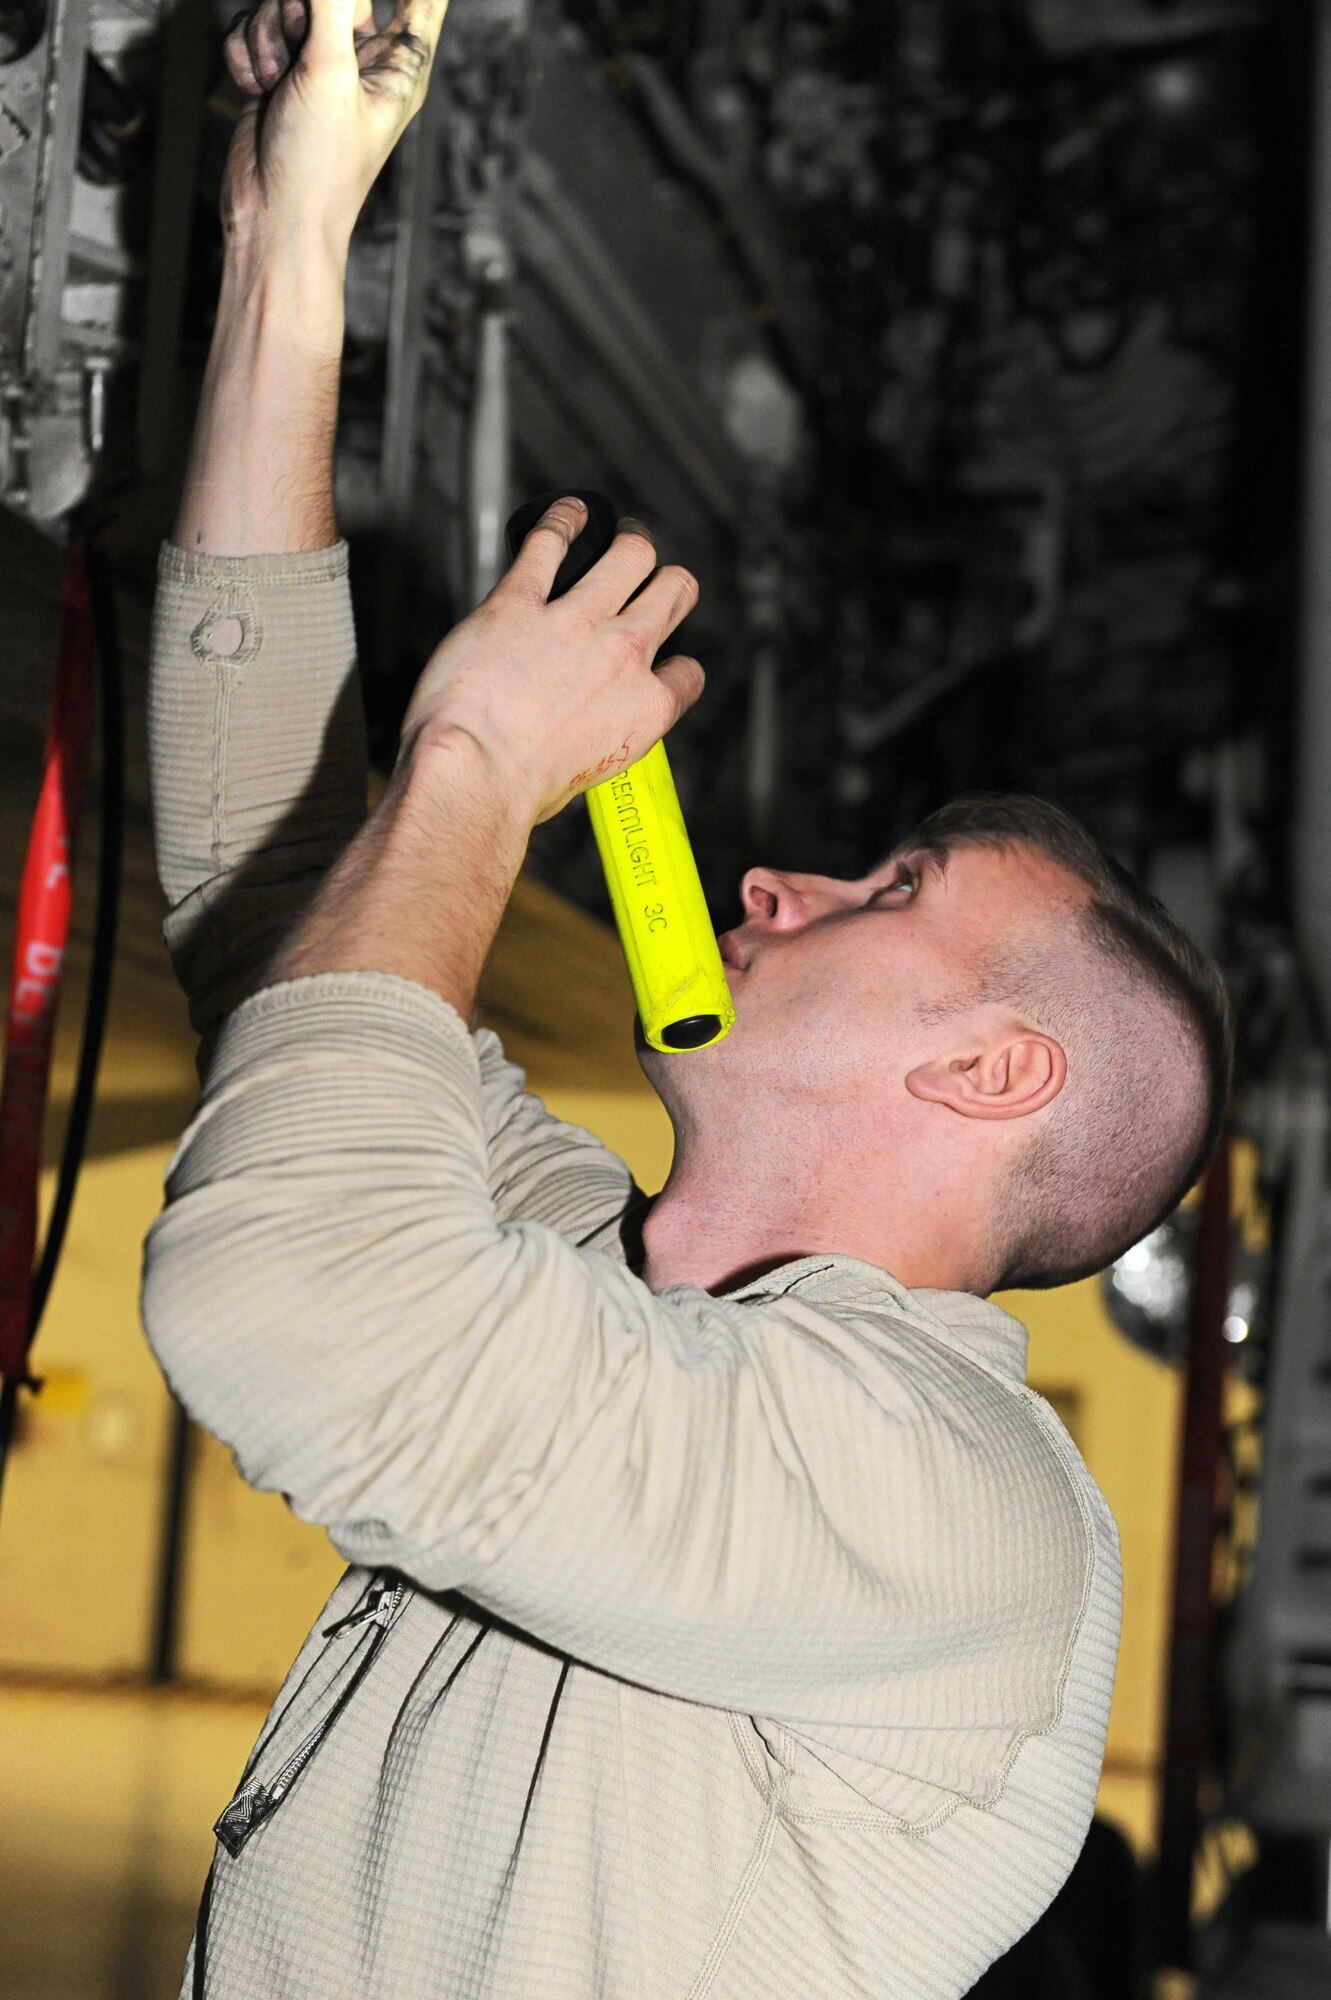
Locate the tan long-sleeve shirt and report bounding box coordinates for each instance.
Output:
[142,539,1122,1999]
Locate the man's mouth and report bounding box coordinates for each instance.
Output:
[717,933,747,972]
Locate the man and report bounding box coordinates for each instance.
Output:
[141,0,1232,1994]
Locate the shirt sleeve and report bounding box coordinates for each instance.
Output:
[141,970,1090,1731]
[472,1025,641,1236]
[147,540,638,1232]
[148,540,368,1037]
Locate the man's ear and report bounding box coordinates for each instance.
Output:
[905,1029,1067,1122]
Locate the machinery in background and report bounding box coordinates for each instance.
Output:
[0,0,211,518]
[0,0,1284,911]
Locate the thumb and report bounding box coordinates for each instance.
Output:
[303,0,359,61]
[652,655,706,729]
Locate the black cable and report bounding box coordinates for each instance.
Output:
[0,1380,18,1527]
[151,1400,194,1683]
[0,535,124,1517]
[25,542,125,1332]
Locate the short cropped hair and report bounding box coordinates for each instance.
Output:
[903,794,1234,1291]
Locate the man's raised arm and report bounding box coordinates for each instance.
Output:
[150,0,446,1034]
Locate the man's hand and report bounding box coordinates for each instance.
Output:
[177,0,450,549]
[398,498,705,825]
[266,500,704,1010]
[221,0,448,252]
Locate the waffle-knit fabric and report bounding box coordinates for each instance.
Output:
[143,540,1122,1999]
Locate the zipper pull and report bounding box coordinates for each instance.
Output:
[214,1781,278,1858]
[321,1579,403,1641]
[213,1580,406,1861]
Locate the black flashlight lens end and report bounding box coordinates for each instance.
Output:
[660,1014,723,1050]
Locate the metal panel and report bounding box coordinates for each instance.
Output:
[0,26,54,367]
[24,0,91,380]
[1229,1060,1331,1838]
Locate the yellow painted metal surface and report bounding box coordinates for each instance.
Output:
[999,1276,1185,1855]
[0,1679,263,2000]
[0,1146,177,1674]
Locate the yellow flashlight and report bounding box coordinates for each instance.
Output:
[505,492,734,1052]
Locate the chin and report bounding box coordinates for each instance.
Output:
[634,1022,723,1109]
[633,1017,662,1088]
[635,1025,668,1079]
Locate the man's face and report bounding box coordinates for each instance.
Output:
[640,838,1077,1114]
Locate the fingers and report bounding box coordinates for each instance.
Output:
[564,517,658,614]
[652,654,706,728]
[223,8,262,92]
[254,0,292,88]
[224,0,307,92]
[615,561,700,652]
[502,496,589,601]
[497,497,702,740]
[388,0,451,65]
[314,0,445,99]
[281,0,313,55]
[304,0,363,63]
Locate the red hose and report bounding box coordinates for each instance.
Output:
[0,543,96,1385]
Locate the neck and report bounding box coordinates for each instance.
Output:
[639,1115,985,1297]
[640,1142,816,1295]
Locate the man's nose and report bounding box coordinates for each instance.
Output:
[739,867,849,929]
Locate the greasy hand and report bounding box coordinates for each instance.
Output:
[399,499,704,826]
[220,0,448,251]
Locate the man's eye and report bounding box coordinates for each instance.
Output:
[875,866,917,900]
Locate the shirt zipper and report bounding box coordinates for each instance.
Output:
[213,1577,406,1859]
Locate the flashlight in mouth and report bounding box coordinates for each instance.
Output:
[504,491,735,1053]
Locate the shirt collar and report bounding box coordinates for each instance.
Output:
[715,1252,1030,1387]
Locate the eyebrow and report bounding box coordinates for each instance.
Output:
[872,846,949,885]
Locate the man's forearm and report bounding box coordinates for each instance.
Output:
[174,225,350,556]
[153,213,369,1030]
[267,726,534,1023]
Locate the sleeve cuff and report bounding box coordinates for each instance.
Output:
[157,539,350,588]
[204,970,480,1093]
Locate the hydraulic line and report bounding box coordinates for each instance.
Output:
[0,533,123,1516]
